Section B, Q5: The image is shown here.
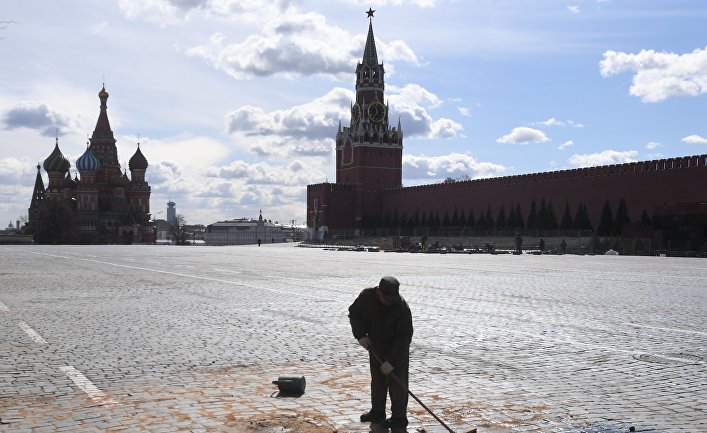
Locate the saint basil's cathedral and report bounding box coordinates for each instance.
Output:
[28,86,153,244]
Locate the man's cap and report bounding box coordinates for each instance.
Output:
[378,276,400,302]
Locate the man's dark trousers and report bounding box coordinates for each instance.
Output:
[369,350,409,419]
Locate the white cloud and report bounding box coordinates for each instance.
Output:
[567,5,581,14]
[1,101,79,137]
[118,0,293,25]
[645,141,661,150]
[403,153,506,181]
[457,107,471,117]
[147,156,327,225]
[119,0,436,26]
[496,127,549,144]
[186,158,327,224]
[187,12,418,80]
[600,45,707,102]
[681,134,707,145]
[119,134,230,171]
[343,0,436,7]
[558,140,574,150]
[225,83,462,159]
[532,117,583,128]
[226,87,351,141]
[0,156,37,185]
[388,84,463,138]
[568,150,639,167]
[118,0,185,25]
[0,156,41,224]
[205,159,322,185]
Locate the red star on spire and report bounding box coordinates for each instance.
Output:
[366,7,375,18]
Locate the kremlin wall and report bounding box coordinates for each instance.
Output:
[381,155,707,232]
[307,17,707,252]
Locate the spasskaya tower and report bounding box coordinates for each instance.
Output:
[336,8,403,188]
[307,9,403,239]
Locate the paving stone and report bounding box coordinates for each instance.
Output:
[0,245,705,432]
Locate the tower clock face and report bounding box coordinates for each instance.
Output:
[368,101,386,123]
[351,103,361,124]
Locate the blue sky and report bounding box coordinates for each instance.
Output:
[1,0,705,226]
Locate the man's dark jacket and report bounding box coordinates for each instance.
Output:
[348,287,413,362]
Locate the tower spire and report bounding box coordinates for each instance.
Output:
[362,18,379,66]
[92,84,114,141]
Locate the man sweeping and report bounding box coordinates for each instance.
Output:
[349,276,414,429]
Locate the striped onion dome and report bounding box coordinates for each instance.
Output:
[76,146,100,172]
[43,138,71,173]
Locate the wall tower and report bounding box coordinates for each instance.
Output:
[306,9,403,238]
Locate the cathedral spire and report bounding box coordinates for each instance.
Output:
[92,85,114,140]
[31,163,45,206]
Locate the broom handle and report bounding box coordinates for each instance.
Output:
[368,348,456,433]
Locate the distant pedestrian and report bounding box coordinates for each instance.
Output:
[515,233,523,254]
[539,238,545,252]
[349,276,413,429]
[560,239,567,254]
[257,238,261,247]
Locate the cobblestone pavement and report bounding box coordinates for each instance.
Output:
[0,244,705,433]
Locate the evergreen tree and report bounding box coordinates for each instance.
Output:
[547,200,558,230]
[383,212,391,229]
[527,199,538,230]
[467,209,476,229]
[613,198,630,235]
[597,200,614,236]
[476,210,487,231]
[459,209,466,227]
[434,211,441,228]
[496,205,507,231]
[442,211,451,227]
[537,198,548,230]
[560,202,573,230]
[451,207,460,226]
[572,203,592,231]
[506,203,518,229]
[485,205,494,231]
[392,209,399,228]
[427,209,436,227]
[640,209,652,227]
[515,203,525,230]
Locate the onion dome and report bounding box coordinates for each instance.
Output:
[62,171,76,188]
[43,138,71,173]
[99,85,109,99]
[76,146,100,172]
[128,145,148,170]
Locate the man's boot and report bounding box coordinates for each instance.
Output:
[360,410,385,423]
[383,417,409,429]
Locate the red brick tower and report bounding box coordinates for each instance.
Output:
[307,11,403,237]
[336,17,403,185]
[336,16,403,190]
[127,143,153,243]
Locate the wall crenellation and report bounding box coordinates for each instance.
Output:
[386,154,707,193]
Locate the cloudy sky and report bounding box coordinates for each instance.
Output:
[1,0,705,226]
